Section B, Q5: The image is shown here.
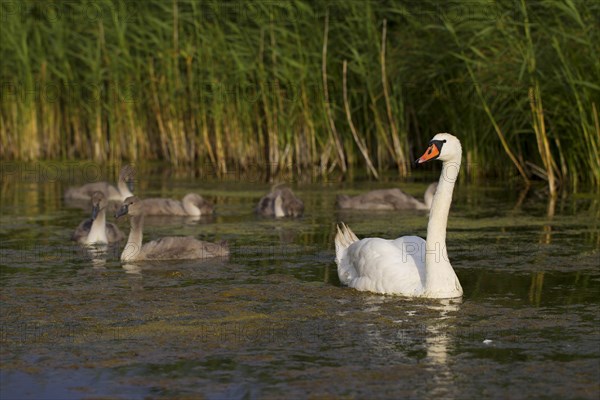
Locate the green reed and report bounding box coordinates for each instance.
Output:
[1,0,598,190]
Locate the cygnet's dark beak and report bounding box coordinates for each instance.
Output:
[91,203,100,220]
[115,204,128,219]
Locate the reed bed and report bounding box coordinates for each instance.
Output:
[1,0,598,190]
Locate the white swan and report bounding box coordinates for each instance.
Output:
[142,193,214,216]
[334,133,463,298]
[115,196,228,261]
[336,182,438,210]
[65,165,135,202]
[72,192,124,244]
[256,186,304,218]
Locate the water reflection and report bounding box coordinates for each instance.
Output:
[530,195,558,305]
[85,245,109,269]
[425,299,461,365]
[423,299,461,399]
[122,263,145,293]
[511,185,530,211]
[122,263,142,275]
[353,296,462,398]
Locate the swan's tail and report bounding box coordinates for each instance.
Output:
[335,223,358,262]
[335,222,359,285]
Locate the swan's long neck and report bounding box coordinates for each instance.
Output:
[274,194,285,217]
[87,208,107,244]
[424,157,462,297]
[182,197,201,216]
[118,177,134,200]
[122,214,144,261]
[424,183,437,210]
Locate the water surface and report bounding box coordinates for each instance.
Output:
[1,165,599,399]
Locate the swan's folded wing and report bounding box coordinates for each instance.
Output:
[72,218,93,242]
[384,189,427,210]
[65,182,112,201]
[345,237,425,295]
[106,223,125,243]
[256,192,276,216]
[140,236,228,260]
[142,198,187,216]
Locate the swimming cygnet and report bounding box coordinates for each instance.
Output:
[336,182,438,211]
[115,196,228,261]
[65,165,135,202]
[256,186,304,218]
[142,193,214,216]
[72,191,125,244]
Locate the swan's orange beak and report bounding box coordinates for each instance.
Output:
[415,144,440,165]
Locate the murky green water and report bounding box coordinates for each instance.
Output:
[1,165,599,399]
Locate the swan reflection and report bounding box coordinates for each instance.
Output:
[353,296,461,398]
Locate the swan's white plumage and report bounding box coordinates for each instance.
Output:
[335,133,463,299]
[340,234,427,296]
